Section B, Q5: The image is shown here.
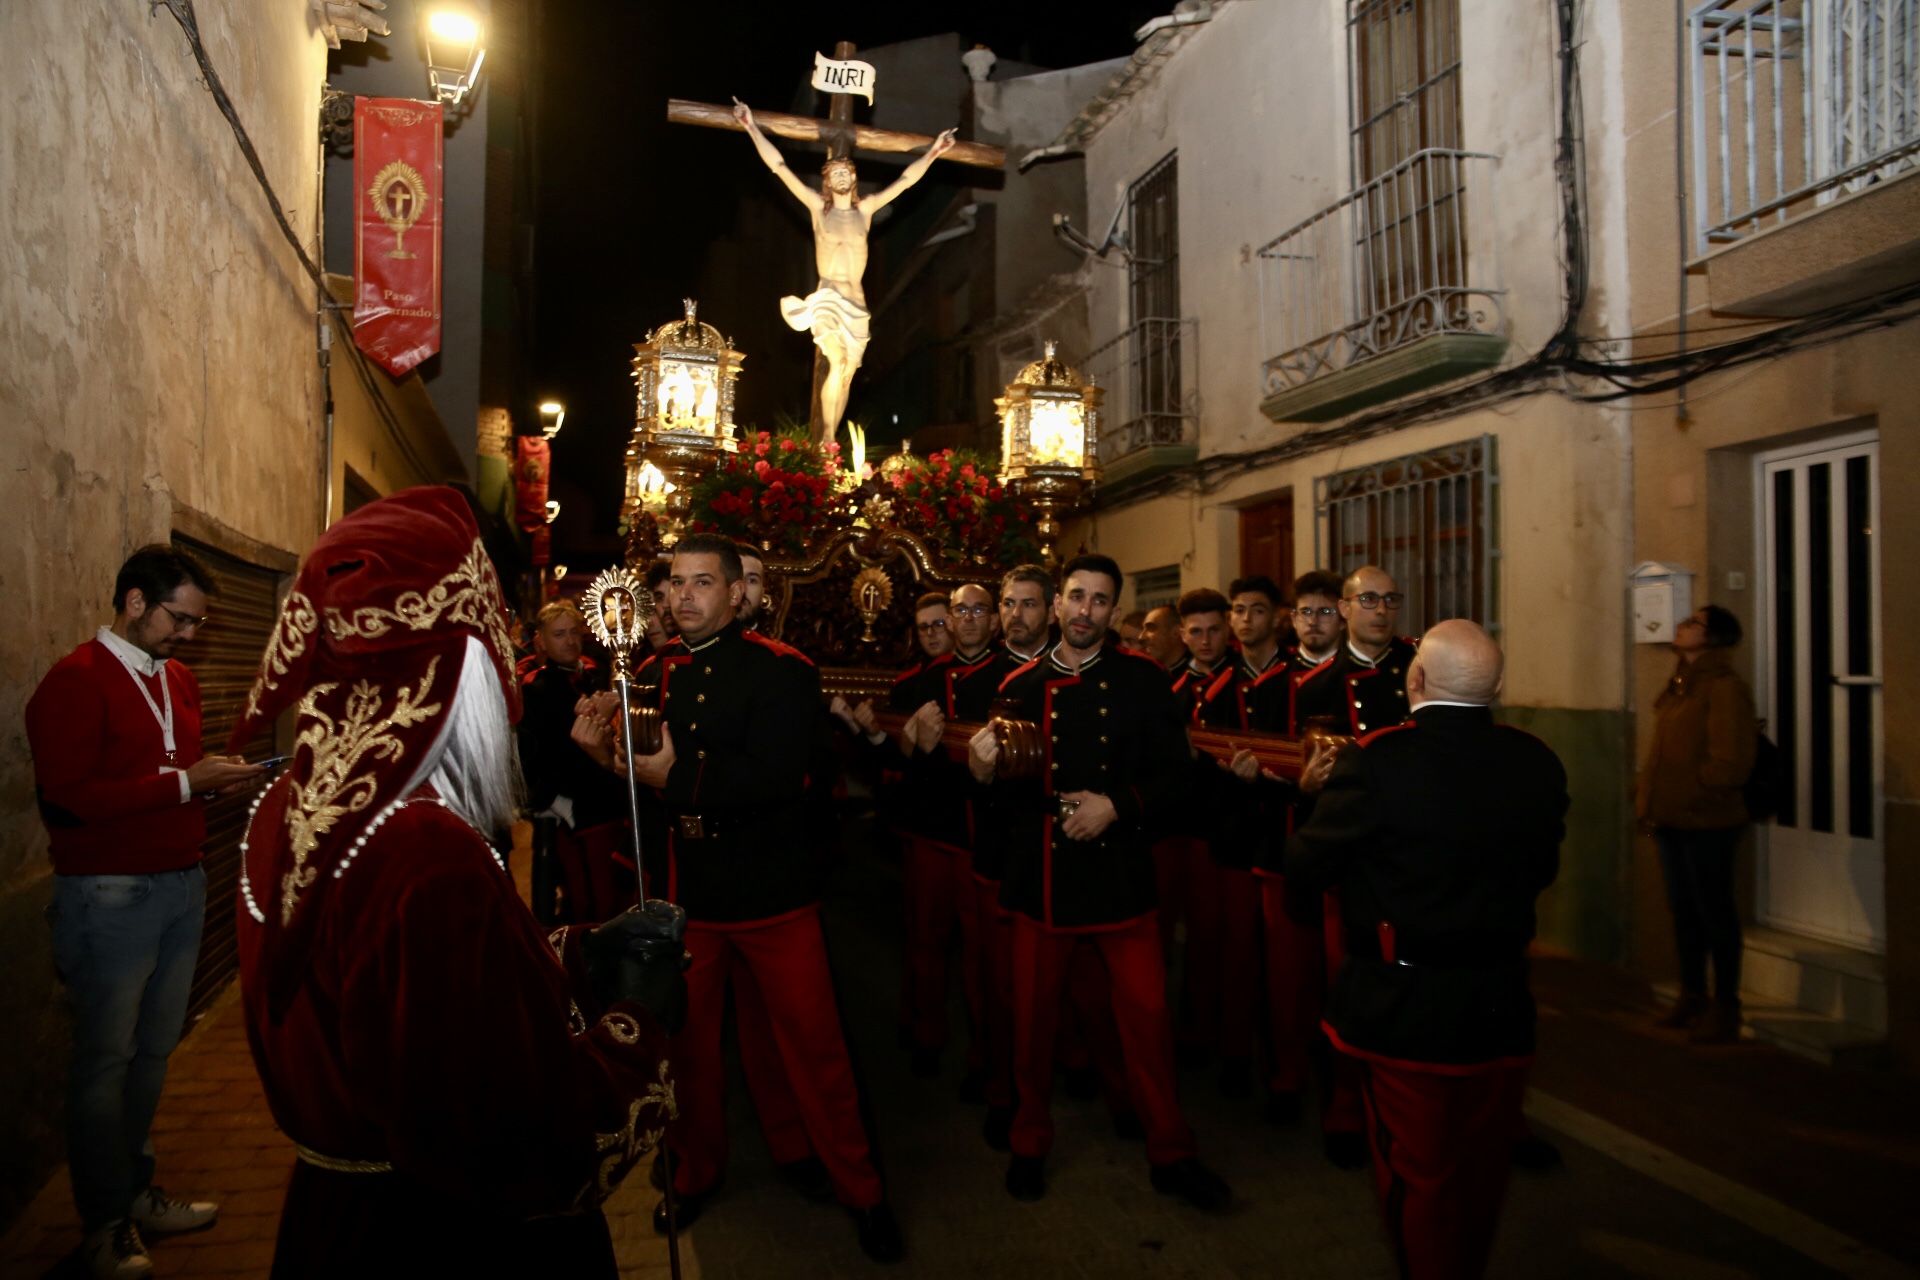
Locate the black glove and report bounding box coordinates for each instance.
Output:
[583,899,689,1034]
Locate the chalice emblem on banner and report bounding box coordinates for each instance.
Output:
[368,160,428,260]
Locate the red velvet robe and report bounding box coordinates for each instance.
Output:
[237,786,674,1277]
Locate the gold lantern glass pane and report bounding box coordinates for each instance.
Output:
[657,359,720,436]
[1026,397,1086,469]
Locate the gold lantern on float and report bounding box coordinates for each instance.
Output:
[995,340,1102,565]
[625,299,743,537]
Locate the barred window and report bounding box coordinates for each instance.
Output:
[1314,435,1497,635]
[1132,563,1182,612]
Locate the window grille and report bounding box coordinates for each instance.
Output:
[1132,563,1183,612]
[1314,435,1498,635]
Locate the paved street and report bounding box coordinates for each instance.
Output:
[3,815,1912,1279]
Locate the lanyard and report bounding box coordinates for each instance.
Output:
[125,661,177,763]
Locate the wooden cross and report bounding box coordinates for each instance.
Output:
[666,41,1008,437]
[666,42,1007,171]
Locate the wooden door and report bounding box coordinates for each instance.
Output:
[1238,493,1295,589]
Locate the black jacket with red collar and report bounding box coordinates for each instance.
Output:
[1195,650,1299,870]
[1283,705,1567,1065]
[950,644,1044,884]
[634,621,822,922]
[988,643,1189,929]
[1291,636,1420,738]
[888,648,1000,853]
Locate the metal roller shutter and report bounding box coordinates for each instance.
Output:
[173,535,284,1021]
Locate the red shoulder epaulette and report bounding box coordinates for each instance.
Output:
[1357,720,1418,749]
[998,656,1042,692]
[892,661,927,688]
[743,629,815,666]
[1292,655,1335,686]
[519,663,543,687]
[1202,666,1237,703]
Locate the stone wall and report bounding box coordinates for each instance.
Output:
[0,0,328,1223]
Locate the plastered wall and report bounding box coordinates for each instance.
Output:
[0,0,328,1220]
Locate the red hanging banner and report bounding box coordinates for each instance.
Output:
[515,435,551,532]
[353,97,443,376]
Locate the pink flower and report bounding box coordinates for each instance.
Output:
[779,438,796,453]
[755,440,770,457]
[754,459,771,479]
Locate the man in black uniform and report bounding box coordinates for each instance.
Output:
[1285,620,1566,1280]
[952,565,1052,1147]
[627,533,902,1262]
[1287,569,1346,672]
[969,554,1229,1211]
[1138,604,1188,672]
[518,599,630,922]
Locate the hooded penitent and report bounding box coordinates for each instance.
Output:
[231,486,520,1015]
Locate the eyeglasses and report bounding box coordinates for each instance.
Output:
[154,603,209,631]
[1292,605,1338,619]
[1344,592,1405,611]
[916,618,950,633]
[950,604,991,618]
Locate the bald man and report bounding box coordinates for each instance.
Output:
[1284,621,1567,1280]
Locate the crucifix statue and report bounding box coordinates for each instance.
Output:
[667,41,1008,442]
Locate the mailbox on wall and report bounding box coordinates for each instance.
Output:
[1630,562,1694,645]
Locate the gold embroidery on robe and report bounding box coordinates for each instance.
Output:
[322,540,515,673]
[245,590,319,720]
[280,661,444,925]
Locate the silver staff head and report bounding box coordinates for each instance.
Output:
[582,567,659,657]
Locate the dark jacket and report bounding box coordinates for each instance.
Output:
[1197,651,1297,871]
[1637,648,1757,830]
[1284,705,1568,1065]
[637,622,822,922]
[950,645,1037,884]
[990,644,1190,929]
[887,649,994,852]
[517,658,627,831]
[1292,637,1419,738]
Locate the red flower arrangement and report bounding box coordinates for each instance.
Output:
[686,428,843,556]
[886,449,1042,565]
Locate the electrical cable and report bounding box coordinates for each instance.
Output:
[155,0,335,298]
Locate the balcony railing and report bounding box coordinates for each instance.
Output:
[1256,149,1504,403]
[1689,0,1920,254]
[1079,317,1199,469]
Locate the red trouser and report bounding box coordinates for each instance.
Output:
[1010,912,1197,1166]
[670,907,883,1208]
[730,958,811,1165]
[1151,836,1205,953]
[1180,864,1261,1063]
[1259,875,1326,1093]
[1344,1038,1531,1280]
[899,838,980,1054]
[972,877,1016,1108]
[553,821,632,925]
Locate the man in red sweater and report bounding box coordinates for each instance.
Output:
[27,545,260,1279]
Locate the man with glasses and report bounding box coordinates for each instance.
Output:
[1287,569,1347,672]
[27,545,261,1278]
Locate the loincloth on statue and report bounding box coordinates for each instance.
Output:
[780,287,871,365]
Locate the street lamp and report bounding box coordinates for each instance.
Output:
[423,8,486,107]
[627,298,743,532]
[995,340,1101,565]
[539,400,565,439]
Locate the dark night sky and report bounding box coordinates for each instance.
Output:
[529,0,1165,565]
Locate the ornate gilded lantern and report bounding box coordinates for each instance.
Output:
[625,298,743,532]
[995,340,1102,564]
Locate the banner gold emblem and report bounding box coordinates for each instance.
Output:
[368,160,428,260]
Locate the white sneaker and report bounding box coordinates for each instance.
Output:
[130,1185,218,1234]
[80,1220,153,1279]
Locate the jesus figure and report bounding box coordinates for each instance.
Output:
[732,98,956,435]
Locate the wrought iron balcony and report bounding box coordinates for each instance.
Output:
[1078,316,1199,489]
[1256,149,1506,423]
[1688,0,1920,253]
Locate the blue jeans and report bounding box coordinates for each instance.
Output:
[48,867,206,1230]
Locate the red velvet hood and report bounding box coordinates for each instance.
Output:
[232,487,519,1013]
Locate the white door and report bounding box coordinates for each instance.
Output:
[1756,431,1884,952]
